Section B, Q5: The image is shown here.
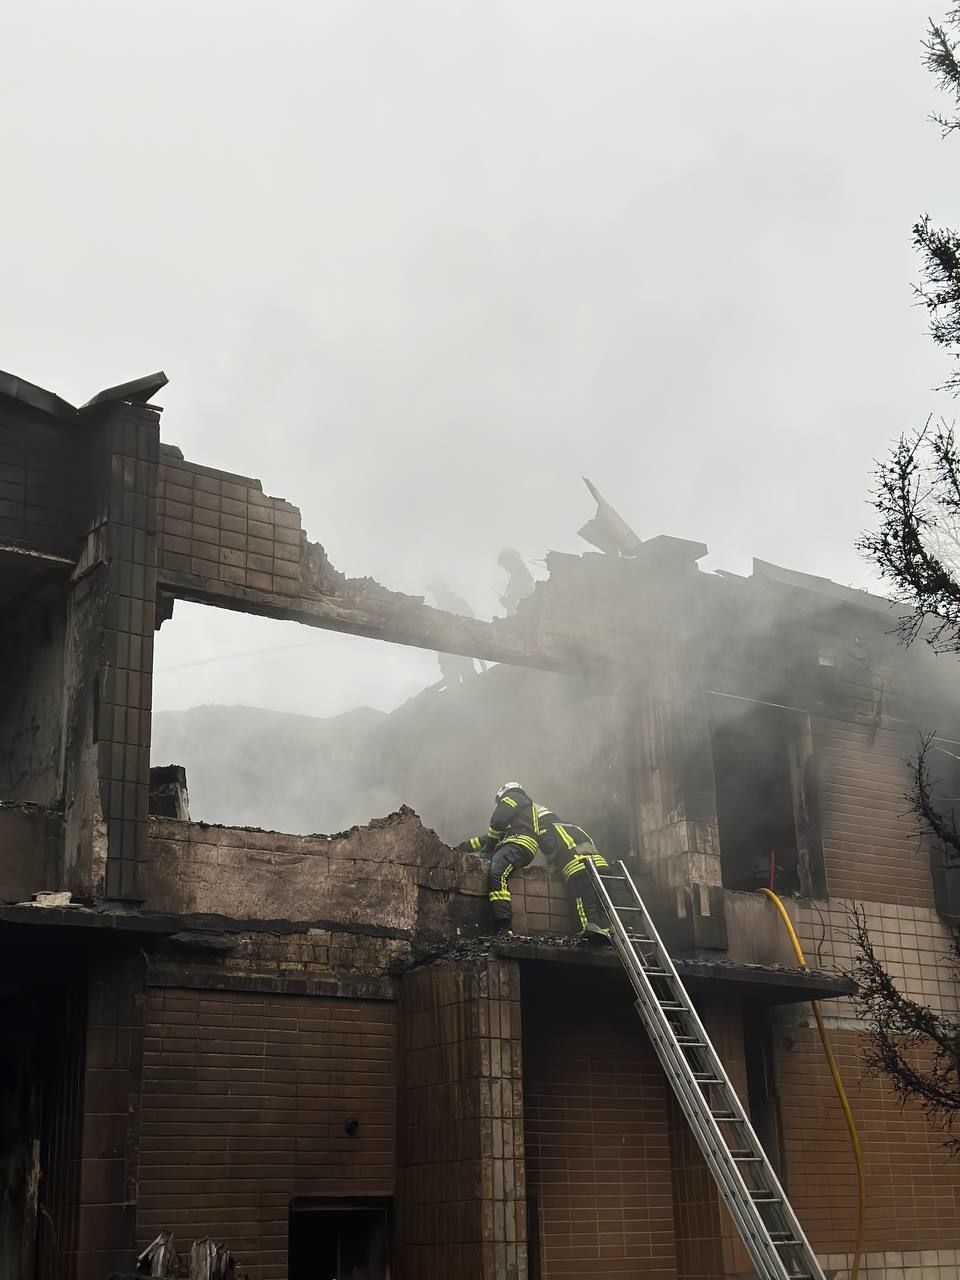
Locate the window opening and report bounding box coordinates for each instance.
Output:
[288,1198,391,1280]
[709,699,823,897]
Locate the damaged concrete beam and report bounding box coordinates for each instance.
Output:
[156,446,571,670]
[159,562,560,668]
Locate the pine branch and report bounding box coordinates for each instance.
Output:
[849,907,960,1144]
[924,10,960,135]
[859,423,960,649]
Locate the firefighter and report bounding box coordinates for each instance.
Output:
[457,782,610,940]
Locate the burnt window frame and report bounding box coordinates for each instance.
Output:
[708,694,827,900]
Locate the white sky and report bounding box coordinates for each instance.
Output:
[3,0,958,717]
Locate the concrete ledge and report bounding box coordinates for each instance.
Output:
[494,939,855,1005]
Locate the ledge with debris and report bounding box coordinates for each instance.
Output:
[418,929,855,1005]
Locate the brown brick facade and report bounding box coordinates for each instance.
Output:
[814,718,936,909]
[0,405,88,557]
[138,988,397,1280]
[157,454,302,600]
[776,1022,960,1259]
[99,406,161,899]
[397,959,526,1280]
[522,967,678,1279]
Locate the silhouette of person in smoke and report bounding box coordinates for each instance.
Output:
[497,549,535,615]
[427,581,484,688]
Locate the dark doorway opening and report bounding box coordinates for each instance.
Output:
[289,1199,390,1280]
[743,1009,785,1180]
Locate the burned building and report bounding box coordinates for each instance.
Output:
[2,367,960,1280]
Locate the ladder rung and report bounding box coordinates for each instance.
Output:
[772,1235,802,1246]
[676,1037,705,1047]
[711,1112,743,1122]
[599,874,627,881]
[642,968,669,976]
[731,1151,762,1161]
[625,933,653,943]
[659,1001,684,1011]
[693,1075,723,1085]
[750,1191,781,1203]
[616,905,646,911]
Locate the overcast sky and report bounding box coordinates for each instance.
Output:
[3,0,958,718]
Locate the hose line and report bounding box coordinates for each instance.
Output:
[756,888,865,1280]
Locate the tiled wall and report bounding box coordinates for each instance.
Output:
[522,966,678,1279]
[98,407,160,898]
[821,1248,960,1280]
[398,959,526,1280]
[793,898,960,1023]
[157,450,302,599]
[814,718,936,910]
[138,987,398,1280]
[73,955,145,1280]
[775,1023,960,1267]
[0,406,88,557]
[509,865,577,936]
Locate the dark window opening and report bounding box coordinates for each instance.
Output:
[744,1008,785,1181]
[526,1191,541,1280]
[710,700,825,898]
[926,737,960,921]
[289,1198,391,1280]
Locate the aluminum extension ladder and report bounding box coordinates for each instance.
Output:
[586,858,826,1280]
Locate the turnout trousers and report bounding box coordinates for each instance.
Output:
[554,835,610,934]
[564,862,608,932]
[488,841,536,928]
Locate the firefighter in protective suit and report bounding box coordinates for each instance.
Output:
[457,782,611,940]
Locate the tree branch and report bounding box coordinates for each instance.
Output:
[859,423,960,649]
[849,906,960,1145]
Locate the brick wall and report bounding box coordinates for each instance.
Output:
[666,1003,751,1280]
[397,959,525,1280]
[522,966,677,1280]
[72,954,146,1280]
[0,409,89,558]
[157,453,302,599]
[775,1024,960,1263]
[97,406,161,898]
[509,866,576,936]
[794,898,960,1022]
[814,718,934,909]
[138,987,398,1280]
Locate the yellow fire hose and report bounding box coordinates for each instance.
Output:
[756,888,865,1280]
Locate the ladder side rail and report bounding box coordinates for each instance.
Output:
[635,991,794,1280]
[611,860,825,1276]
[587,858,826,1280]
[588,864,790,1279]
[595,883,793,1280]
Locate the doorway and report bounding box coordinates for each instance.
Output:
[288,1199,390,1280]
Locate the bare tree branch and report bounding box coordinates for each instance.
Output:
[849,906,960,1148]
[911,733,960,862]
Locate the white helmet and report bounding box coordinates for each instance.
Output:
[496,781,523,802]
